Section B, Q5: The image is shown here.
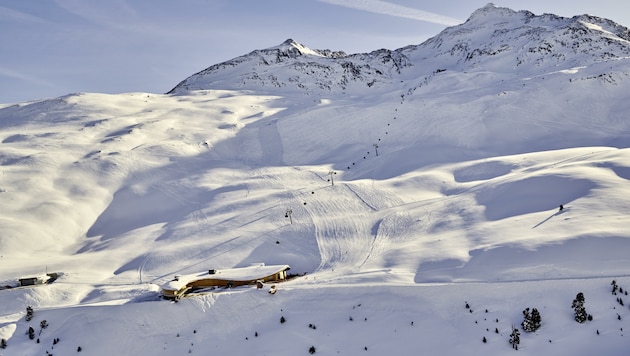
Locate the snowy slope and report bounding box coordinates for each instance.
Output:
[1,4,630,355]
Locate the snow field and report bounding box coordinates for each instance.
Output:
[2,6,630,352]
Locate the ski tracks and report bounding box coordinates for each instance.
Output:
[299,180,404,272]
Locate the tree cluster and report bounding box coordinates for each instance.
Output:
[521,307,541,332]
[612,280,619,295]
[612,279,628,296]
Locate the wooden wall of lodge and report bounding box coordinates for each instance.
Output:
[163,270,288,298]
[189,271,287,290]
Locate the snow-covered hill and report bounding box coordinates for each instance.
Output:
[1,4,629,355]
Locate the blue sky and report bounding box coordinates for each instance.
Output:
[1,0,629,104]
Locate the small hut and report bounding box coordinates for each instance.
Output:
[18,275,50,287]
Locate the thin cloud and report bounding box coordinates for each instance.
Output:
[319,0,461,26]
[53,0,138,30]
[0,5,52,25]
[0,66,57,88]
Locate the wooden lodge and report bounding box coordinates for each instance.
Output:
[161,264,290,300]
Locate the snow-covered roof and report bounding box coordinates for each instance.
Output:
[19,274,50,282]
[162,264,290,291]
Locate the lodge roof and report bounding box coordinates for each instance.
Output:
[162,264,290,292]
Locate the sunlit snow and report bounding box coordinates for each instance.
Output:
[1,4,629,355]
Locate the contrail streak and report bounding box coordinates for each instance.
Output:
[319,0,462,26]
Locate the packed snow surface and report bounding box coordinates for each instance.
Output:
[1,4,630,355]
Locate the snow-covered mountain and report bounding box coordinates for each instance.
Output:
[1,4,630,355]
[170,3,630,95]
[167,37,411,94]
[169,3,630,160]
[410,3,630,70]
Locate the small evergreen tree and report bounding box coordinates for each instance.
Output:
[1,338,7,349]
[26,306,34,322]
[572,292,588,323]
[40,320,49,336]
[509,328,520,350]
[309,345,316,354]
[612,280,618,295]
[28,326,35,340]
[522,308,531,330]
[531,308,541,328]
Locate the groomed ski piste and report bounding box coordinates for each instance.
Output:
[1,4,630,355]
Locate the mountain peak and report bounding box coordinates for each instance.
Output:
[465,3,531,25]
[269,38,323,57]
[167,35,402,95]
[410,3,630,73]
